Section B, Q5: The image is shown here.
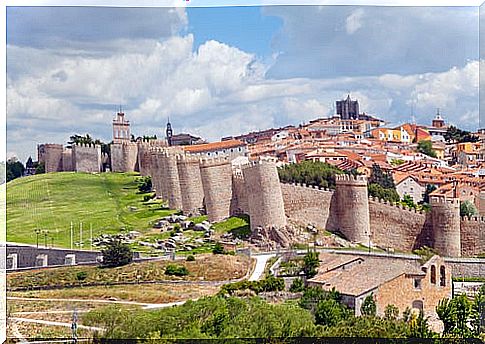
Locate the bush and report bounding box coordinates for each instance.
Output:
[165,264,189,277]
[212,243,225,255]
[101,240,133,268]
[137,176,152,193]
[361,293,377,316]
[303,251,319,278]
[289,278,305,292]
[186,255,195,262]
[76,271,88,281]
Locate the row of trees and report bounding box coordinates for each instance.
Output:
[278,160,345,189]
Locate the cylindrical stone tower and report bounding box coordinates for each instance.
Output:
[162,152,182,210]
[200,157,233,222]
[177,155,205,216]
[150,149,163,199]
[242,160,287,230]
[430,196,461,257]
[335,174,370,244]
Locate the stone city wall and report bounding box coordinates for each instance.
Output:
[280,183,337,230]
[72,143,102,173]
[110,142,138,172]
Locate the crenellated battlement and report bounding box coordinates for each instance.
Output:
[73,142,101,149]
[280,181,334,194]
[461,216,485,222]
[175,154,200,164]
[200,156,231,168]
[368,196,426,214]
[430,196,461,206]
[335,174,367,185]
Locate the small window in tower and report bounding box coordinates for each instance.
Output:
[414,278,422,290]
[430,265,436,284]
[440,266,446,287]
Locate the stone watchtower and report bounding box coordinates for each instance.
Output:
[335,174,370,244]
[200,157,234,222]
[176,155,204,216]
[161,152,183,210]
[242,160,287,230]
[430,195,461,257]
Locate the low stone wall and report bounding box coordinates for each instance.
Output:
[6,244,102,270]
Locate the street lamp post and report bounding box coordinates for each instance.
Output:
[43,230,48,249]
[35,229,41,249]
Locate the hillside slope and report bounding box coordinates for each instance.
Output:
[7,172,172,248]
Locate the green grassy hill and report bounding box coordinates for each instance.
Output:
[7,172,173,248]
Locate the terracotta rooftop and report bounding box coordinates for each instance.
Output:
[183,139,246,153]
[309,253,424,297]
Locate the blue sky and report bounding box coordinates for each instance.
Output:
[6,5,481,160]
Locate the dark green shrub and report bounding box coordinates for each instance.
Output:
[165,264,189,276]
[76,271,88,281]
[186,255,195,262]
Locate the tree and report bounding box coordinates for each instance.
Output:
[35,161,45,175]
[384,304,399,320]
[421,184,437,205]
[361,294,376,316]
[417,140,437,158]
[368,183,400,203]
[315,298,348,326]
[408,310,434,338]
[471,284,485,336]
[100,240,133,268]
[436,298,456,335]
[453,293,473,338]
[445,125,479,143]
[460,200,478,217]
[368,164,395,189]
[303,250,319,278]
[289,278,305,292]
[299,287,328,313]
[401,194,417,209]
[6,158,24,182]
[278,160,344,189]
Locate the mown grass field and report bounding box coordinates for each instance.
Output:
[7,172,174,248]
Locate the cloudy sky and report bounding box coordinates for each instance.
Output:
[6,5,481,161]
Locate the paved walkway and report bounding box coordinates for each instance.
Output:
[248,253,275,281]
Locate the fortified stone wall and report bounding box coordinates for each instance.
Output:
[150,149,164,199]
[72,143,102,173]
[368,199,432,251]
[460,217,485,257]
[200,157,233,222]
[280,183,338,230]
[61,148,73,172]
[110,142,138,172]
[177,155,205,216]
[137,140,167,176]
[162,153,183,210]
[242,161,286,230]
[38,144,63,173]
[479,191,485,217]
[431,196,462,257]
[230,172,249,215]
[335,175,370,244]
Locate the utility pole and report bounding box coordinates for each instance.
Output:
[44,230,48,249]
[80,222,83,249]
[90,223,93,251]
[70,222,73,250]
